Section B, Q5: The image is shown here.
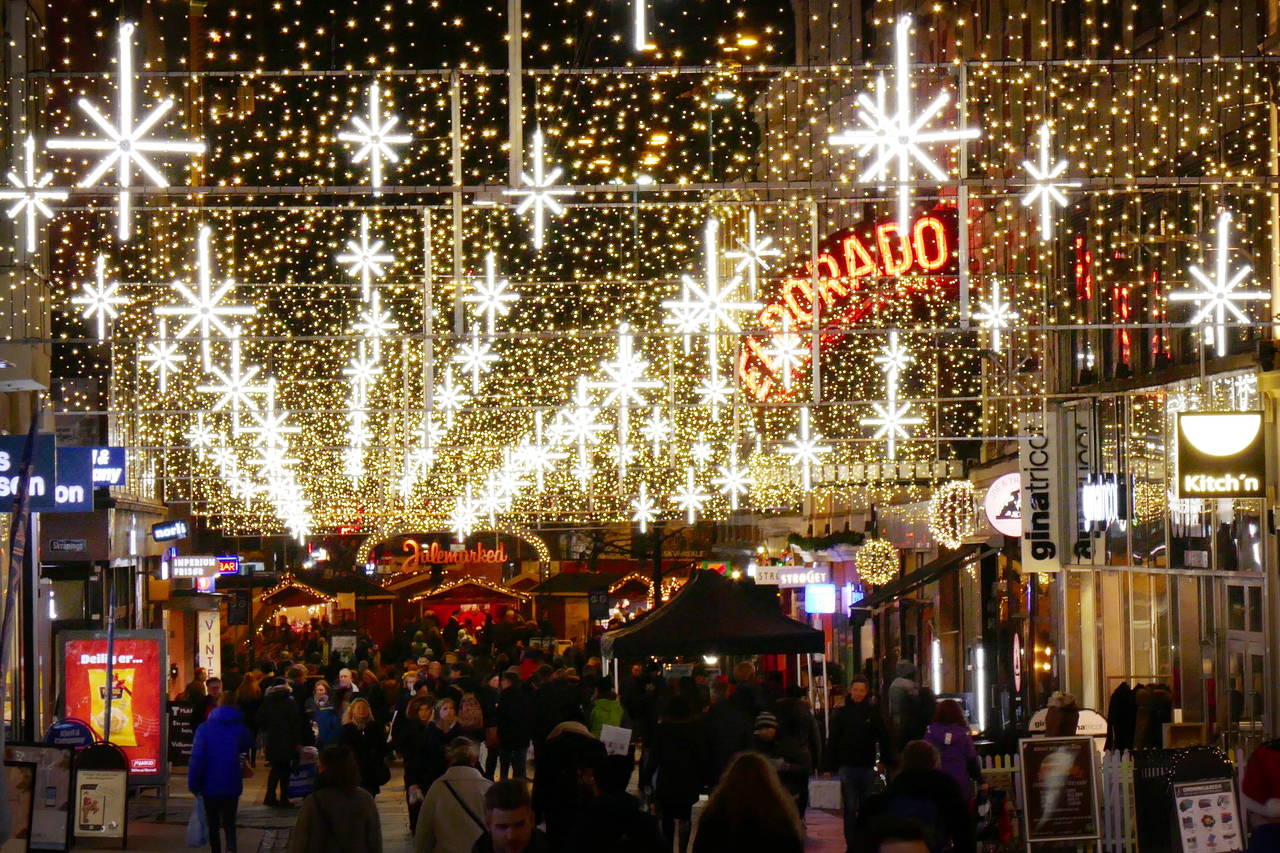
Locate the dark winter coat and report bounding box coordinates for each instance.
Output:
[289,783,383,853]
[566,791,666,853]
[532,724,607,846]
[864,767,975,852]
[340,721,388,794]
[646,718,710,808]
[827,698,893,770]
[406,721,460,792]
[257,684,304,765]
[703,699,753,786]
[495,685,532,750]
[188,705,253,799]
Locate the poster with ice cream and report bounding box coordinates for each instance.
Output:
[58,631,166,780]
[1019,736,1101,844]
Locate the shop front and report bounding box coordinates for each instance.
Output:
[409,577,532,630]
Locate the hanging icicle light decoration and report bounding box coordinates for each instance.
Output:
[856,538,900,586]
[930,480,977,549]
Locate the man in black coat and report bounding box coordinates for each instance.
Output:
[256,678,304,806]
[531,722,607,849]
[495,672,532,779]
[827,676,894,849]
[703,679,752,787]
[567,754,665,853]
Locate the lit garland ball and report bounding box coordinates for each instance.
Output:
[857,538,900,586]
[930,480,977,549]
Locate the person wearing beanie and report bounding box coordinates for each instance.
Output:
[752,712,807,814]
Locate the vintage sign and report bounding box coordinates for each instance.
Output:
[1176,412,1265,499]
[984,472,1022,538]
[738,208,959,401]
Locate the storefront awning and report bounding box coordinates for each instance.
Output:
[857,542,996,611]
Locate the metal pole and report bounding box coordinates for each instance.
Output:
[822,653,829,739]
[450,72,465,336]
[507,0,523,187]
[103,565,117,745]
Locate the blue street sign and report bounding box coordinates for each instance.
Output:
[49,447,95,512]
[0,433,57,512]
[89,446,126,486]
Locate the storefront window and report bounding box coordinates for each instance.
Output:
[1227,585,1246,632]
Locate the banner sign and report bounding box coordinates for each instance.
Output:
[1019,736,1101,844]
[777,566,831,588]
[150,520,188,542]
[1176,412,1265,499]
[166,703,196,767]
[58,631,166,779]
[0,433,56,512]
[170,555,219,579]
[1018,413,1065,572]
[49,447,94,513]
[88,447,126,487]
[194,610,221,678]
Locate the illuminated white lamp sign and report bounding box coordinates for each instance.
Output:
[983,472,1022,537]
[151,520,189,542]
[777,565,831,588]
[1080,475,1125,524]
[1176,412,1265,499]
[170,555,219,579]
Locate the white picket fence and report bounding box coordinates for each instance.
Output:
[979,748,1249,852]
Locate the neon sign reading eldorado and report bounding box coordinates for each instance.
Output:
[737,207,958,401]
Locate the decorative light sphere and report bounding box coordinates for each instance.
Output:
[857,538,900,586]
[930,480,977,549]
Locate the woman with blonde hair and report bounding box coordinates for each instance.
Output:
[690,751,804,853]
[340,697,389,797]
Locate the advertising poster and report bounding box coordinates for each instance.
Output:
[1019,736,1100,843]
[167,703,196,766]
[0,762,35,853]
[58,631,166,779]
[1172,779,1243,852]
[72,770,126,840]
[5,746,73,851]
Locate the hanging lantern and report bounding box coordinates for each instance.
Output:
[856,538,900,586]
[930,480,976,549]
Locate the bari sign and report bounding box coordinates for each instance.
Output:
[738,208,958,401]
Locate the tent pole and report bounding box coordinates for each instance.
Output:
[613,660,620,695]
[805,653,813,711]
[822,653,829,739]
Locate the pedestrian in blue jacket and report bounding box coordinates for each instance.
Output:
[189,692,253,853]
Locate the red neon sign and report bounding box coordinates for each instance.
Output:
[737,208,959,401]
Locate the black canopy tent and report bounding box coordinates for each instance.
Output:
[600,569,824,658]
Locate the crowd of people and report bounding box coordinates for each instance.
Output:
[183,609,987,853]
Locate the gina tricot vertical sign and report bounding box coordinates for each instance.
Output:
[1018,413,1065,572]
[1176,412,1266,498]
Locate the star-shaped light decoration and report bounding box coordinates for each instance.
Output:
[196,330,267,431]
[712,445,752,511]
[671,468,711,524]
[337,81,411,192]
[71,254,130,341]
[46,22,205,241]
[434,368,470,425]
[725,210,782,299]
[662,282,704,355]
[762,314,808,392]
[337,213,394,301]
[641,405,673,455]
[353,290,397,359]
[690,437,714,467]
[141,318,186,393]
[243,378,300,451]
[631,482,659,533]
[663,219,762,381]
[505,129,573,250]
[971,280,1020,353]
[556,377,608,484]
[518,411,567,493]
[454,327,499,394]
[0,135,67,252]
[449,484,480,541]
[695,375,734,417]
[464,252,519,338]
[860,331,924,461]
[828,16,981,229]
[185,414,216,456]
[1021,123,1081,242]
[592,323,661,475]
[155,225,256,370]
[478,472,506,527]
[782,406,831,492]
[343,341,384,402]
[1171,210,1268,358]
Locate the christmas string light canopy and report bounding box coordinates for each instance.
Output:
[45,21,205,241]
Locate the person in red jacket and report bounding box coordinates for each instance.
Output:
[1243,740,1280,852]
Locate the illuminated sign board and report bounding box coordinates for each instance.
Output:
[1176,412,1265,499]
[151,520,189,542]
[170,555,220,579]
[738,208,959,401]
[777,565,832,588]
[59,630,166,778]
[984,472,1022,538]
[90,446,126,486]
[804,583,837,614]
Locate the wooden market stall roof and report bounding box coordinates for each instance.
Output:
[409,576,532,604]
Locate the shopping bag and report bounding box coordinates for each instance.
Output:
[186,796,207,847]
[808,777,843,811]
